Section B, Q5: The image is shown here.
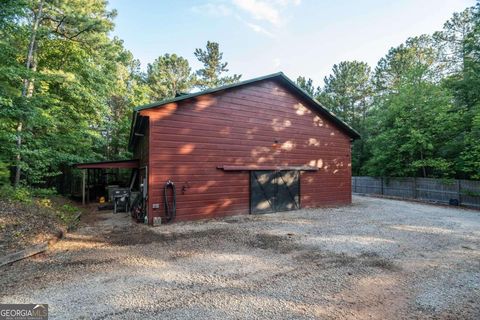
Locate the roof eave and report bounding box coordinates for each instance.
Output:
[128,112,148,152]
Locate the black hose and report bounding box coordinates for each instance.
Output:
[164,180,176,222]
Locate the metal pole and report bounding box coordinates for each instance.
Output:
[82,169,86,206]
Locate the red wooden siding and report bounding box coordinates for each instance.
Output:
[140,79,352,223]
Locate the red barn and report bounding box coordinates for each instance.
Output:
[129,72,359,224]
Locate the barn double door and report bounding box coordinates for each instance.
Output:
[250,170,300,214]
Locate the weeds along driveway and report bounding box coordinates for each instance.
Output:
[1,196,479,319]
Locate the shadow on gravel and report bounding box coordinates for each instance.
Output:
[296,250,400,271]
[100,225,401,273]
[63,258,116,267]
[102,226,303,256]
[102,227,232,246]
[248,233,300,253]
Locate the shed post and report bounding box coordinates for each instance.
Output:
[87,169,90,204]
[82,169,86,206]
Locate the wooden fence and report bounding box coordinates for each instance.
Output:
[352,176,480,208]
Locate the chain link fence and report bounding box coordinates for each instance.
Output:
[352,176,480,208]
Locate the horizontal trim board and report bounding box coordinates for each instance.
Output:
[217,165,318,171]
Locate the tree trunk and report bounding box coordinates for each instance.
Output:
[14,0,44,187]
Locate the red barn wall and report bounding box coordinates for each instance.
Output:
[139,79,352,223]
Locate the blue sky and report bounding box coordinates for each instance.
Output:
[108,0,475,85]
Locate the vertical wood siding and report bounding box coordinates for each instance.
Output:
[140,79,352,223]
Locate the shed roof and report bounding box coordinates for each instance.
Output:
[129,72,360,150]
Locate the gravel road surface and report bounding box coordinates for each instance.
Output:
[1,196,479,319]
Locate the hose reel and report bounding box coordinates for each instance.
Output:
[164,180,176,222]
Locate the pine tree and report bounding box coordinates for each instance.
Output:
[146,53,195,101]
[194,41,241,90]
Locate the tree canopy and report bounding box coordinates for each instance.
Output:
[146,53,195,101]
[0,1,241,187]
[0,0,478,190]
[297,3,480,179]
[194,41,242,90]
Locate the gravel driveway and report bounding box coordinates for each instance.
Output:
[1,196,479,319]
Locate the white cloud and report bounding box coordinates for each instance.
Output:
[232,0,281,26]
[232,0,301,26]
[246,22,275,37]
[192,0,301,37]
[234,14,276,37]
[276,0,301,6]
[191,3,232,17]
[273,58,281,67]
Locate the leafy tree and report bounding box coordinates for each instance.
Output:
[433,7,476,74]
[448,3,480,179]
[0,162,9,186]
[194,41,241,89]
[365,36,460,178]
[5,0,117,186]
[317,61,372,127]
[0,0,129,185]
[106,39,149,160]
[372,35,445,95]
[146,53,195,101]
[295,76,318,97]
[314,61,372,174]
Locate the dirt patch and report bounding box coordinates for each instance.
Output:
[297,250,399,271]
[169,250,197,261]
[63,258,116,268]
[358,251,399,270]
[80,213,110,225]
[359,251,380,258]
[102,227,232,246]
[248,233,300,253]
[296,251,357,268]
[365,257,398,270]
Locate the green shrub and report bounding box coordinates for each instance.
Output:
[0,185,32,203]
[30,187,57,197]
[0,162,9,186]
[61,204,77,213]
[0,185,58,203]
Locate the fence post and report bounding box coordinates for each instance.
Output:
[380,177,384,195]
[458,179,462,205]
[413,177,417,199]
